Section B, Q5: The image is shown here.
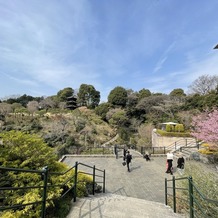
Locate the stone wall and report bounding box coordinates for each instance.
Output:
[152,129,196,148]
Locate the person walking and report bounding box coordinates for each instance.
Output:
[126,151,132,172]
[123,147,127,161]
[166,152,173,175]
[177,153,185,175]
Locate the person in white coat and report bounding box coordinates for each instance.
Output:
[166,152,173,175]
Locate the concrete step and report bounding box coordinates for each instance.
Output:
[66,193,186,218]
[173,147,199,160]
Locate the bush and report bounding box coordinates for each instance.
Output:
[166,124,172,132]
[175,124,184,132]
[175,161,218,217]
[156,129,191,137]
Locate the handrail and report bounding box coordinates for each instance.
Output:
[165,176,218,217]
[166,138,198,153]
[0,161,106,217]
[139,138,199,156]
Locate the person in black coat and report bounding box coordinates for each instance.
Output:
[177,156,185,168]
[177,153,185,175]
[166,152,173,175]
[123,147,127,161]
[126,151,132,172]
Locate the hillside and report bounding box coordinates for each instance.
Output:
[0,107,116,158]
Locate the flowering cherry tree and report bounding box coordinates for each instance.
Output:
[191,109,218,144]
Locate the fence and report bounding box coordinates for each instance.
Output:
[0,162,105,217]
[165,176,218,217]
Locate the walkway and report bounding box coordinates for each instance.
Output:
[63,150,172,203]
[63,150,186,217]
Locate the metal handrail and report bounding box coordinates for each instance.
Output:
[165,176,218,217]
[0,161,106,217]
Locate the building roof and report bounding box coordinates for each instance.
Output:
[161,122,178,125]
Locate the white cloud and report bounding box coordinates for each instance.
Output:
[0,0,218,100]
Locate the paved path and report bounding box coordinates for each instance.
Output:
[63,149,172,204]
[66,193,184,218]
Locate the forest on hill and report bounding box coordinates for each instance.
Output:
[0,74,218,217]
[0,74,218,158]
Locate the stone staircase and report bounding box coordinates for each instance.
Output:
[66,193,186,218]
[167,138,199,160]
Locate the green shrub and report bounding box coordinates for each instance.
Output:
[166,124,172,132]
[156,129,191,137]
[175,124,184,132]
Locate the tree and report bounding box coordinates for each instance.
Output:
[0,131,58,168]
[170,88,186,97]
[183,94,205,111]
[152,97,184,120]
[106,108,128,127]
[0,102,12,116]
[77,84,100,109]
[0,131,69,217]
[136,95,167,113]
[191,109,218,144]
[39,97,57,111]
[27,100,39,115]
[57,87,74,102]
[138,88,151,99]
[188,74,218,95]
[137,123,154,147]
[11,103,24,113]
[108,86,127,107]
[95,102,111,120]
[15,94,39,107]
[176,111,194,129]
[0,131,89,217]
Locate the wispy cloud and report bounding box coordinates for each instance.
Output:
[0,0,218,101]
[153,41,176,73]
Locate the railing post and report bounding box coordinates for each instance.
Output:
[165,178,168,205]
[172,176,176,213]
[73,162,78,202]
[175,142,176,150]
[41,166,48,218]
[189,176,194,218]
[93,165,96,195]
[164,147,166,154]
[103,170,106,193]
[197,142,199,149]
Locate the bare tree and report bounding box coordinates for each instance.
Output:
[0,103,12,116]
[188,74,218,95]
[39,97,57,111]
[152,98,183,120]
[137,123,154,147]
[27,101,39,115]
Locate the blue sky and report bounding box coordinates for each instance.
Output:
[0,0,218,102]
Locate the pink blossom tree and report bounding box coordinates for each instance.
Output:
[191,109,218,144]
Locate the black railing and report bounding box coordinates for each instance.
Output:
[165,176,218,217]
[140,146,167,155]
[0,162,105,217]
